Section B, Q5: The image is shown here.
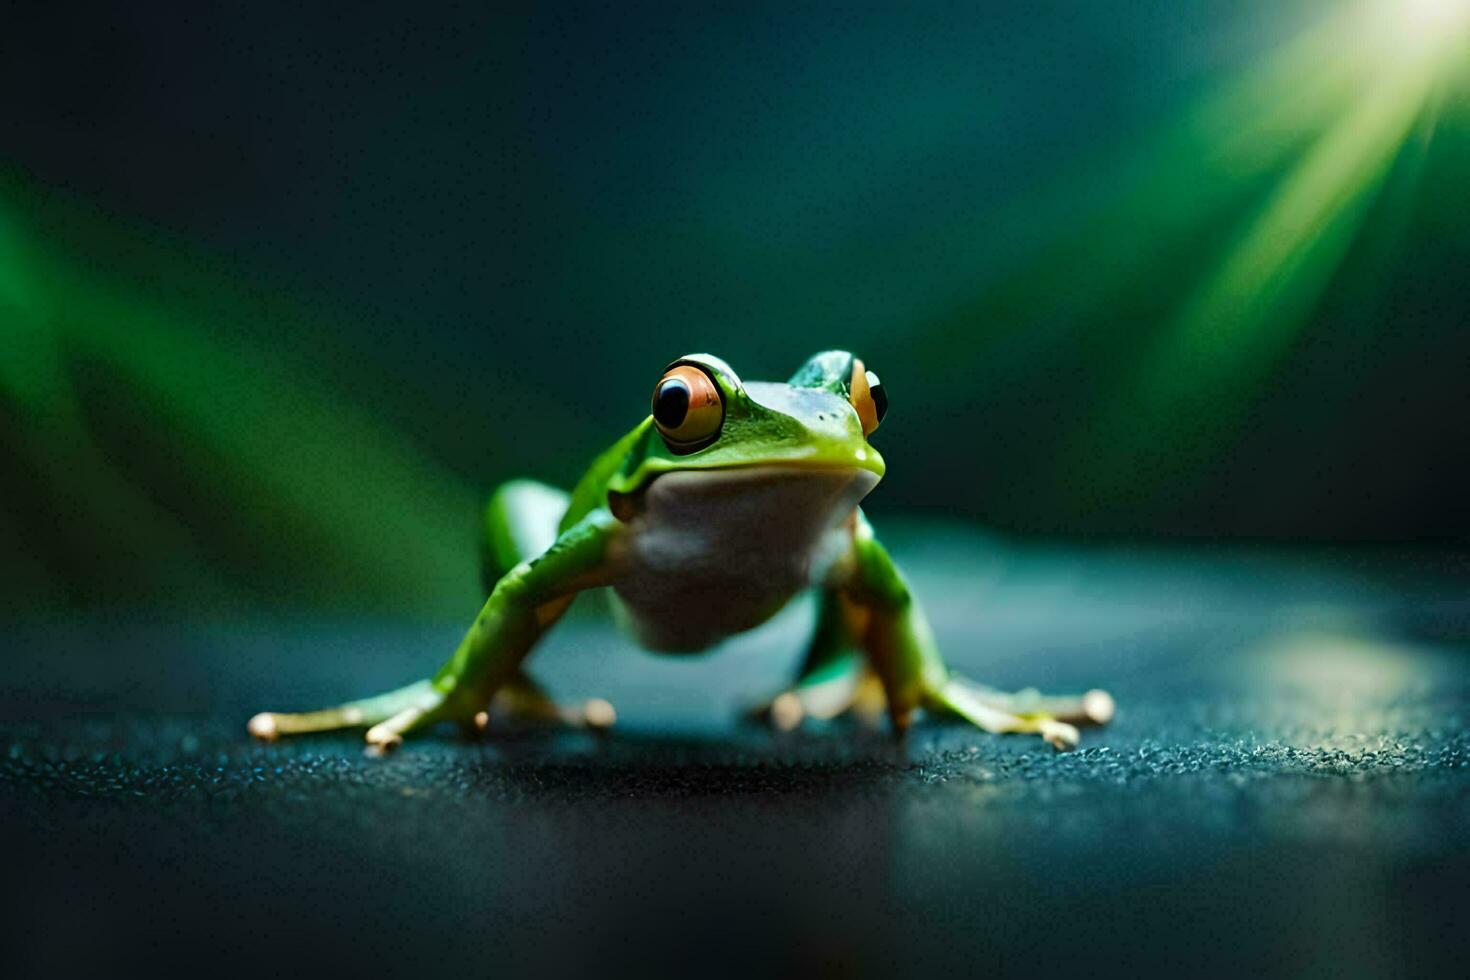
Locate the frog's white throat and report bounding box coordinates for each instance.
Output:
[607,464,880,653]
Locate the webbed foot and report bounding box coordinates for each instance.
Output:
[466,673,616,735]
[250,673,614,751]
[248,678,459,752]
[932,676,1114,751]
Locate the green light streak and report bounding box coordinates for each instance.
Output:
[1065,0,1467,503]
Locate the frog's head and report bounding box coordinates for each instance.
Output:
[607,351,888,501]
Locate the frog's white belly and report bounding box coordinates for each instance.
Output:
[608,465,879,652]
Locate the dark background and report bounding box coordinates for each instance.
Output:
[3,544,1468,978]
[3,0,1468,619]
[1,3,1468,978]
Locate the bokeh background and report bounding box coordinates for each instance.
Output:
[3,0,1468,619]
[3,6,1469,977]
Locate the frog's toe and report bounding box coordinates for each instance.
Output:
[364,730,404,756]
[474,678,617,734]
[247,712,280,741]
[745,692,799,730]
[1040,719,1081,751]
[581,697,617,730]
[363,697,449,751]
[1081,688,1116,725]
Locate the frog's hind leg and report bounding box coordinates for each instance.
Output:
[752,591,886,730]
[480,479,572,592]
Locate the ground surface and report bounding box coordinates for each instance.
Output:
[2,529,1467,978]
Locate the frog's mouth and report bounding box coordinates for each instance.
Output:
[608,461,880,525]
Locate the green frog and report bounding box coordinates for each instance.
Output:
[249,352,1113,752]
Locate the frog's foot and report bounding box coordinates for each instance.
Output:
[247,678,459,753]
[751,656,887,732]
[931,676,1114,751]
[467,672,616,735]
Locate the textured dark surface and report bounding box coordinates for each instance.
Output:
[2,532,1468,978]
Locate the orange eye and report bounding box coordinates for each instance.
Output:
[848,358,888,436]
[652,364,724,451]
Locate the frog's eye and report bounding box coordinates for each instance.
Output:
[848,358,888,436]
[652,364,725,452]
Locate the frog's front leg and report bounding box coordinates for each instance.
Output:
[249,508,618,751]
[783,510,1114,750]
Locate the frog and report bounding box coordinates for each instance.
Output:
[248,351,1114,753]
